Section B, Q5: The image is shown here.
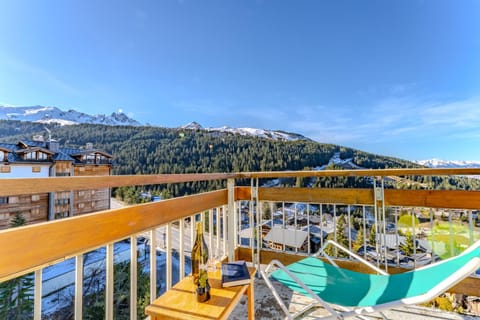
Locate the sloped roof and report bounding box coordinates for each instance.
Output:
[18,140,46,148]
[264,226,309,248]
[70,149,113,158]
[0,141,112,165]
[15,146,55,155]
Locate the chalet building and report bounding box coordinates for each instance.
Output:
[0,137,112,229]
[263,226,310,252]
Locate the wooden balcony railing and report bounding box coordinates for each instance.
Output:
[1,168,480,319]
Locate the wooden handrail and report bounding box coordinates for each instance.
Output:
[258,188,374,205]
[254,187,480,210]
[2,170,480,282]
[2,167,480,196]
[238,167,480,178]
[0,173,235,196]
[2,183,480,281]
[0,189,227,282]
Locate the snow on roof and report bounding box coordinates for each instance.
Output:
[264,226,309,248]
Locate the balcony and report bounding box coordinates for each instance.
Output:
[1,168,480,319]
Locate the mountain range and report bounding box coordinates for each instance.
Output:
[415,159,480,169]
[180,121,308,142]
[0,105,141,126]
[0,105,308,142]
[1,105,479,168]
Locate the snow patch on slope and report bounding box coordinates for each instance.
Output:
[0,105,141,126]
[179,122,309,141]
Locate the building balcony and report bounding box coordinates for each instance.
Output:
[1,168,480,319]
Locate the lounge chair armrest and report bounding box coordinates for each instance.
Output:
[316,240,388,275]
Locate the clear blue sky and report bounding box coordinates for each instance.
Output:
[1,1,479,161]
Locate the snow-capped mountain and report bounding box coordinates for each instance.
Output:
[180,121,203,130]
[180,121,309,141]
[0,105,141,126]
[415,159,480,168]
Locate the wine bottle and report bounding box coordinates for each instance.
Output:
[191,221,209,287]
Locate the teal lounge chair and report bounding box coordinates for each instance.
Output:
[261,240,480,319]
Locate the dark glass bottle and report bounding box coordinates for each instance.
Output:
[191,221,210,302]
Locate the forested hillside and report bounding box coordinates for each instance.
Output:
[1,120,478,197]
[0,120,417,173]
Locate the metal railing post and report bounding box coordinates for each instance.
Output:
[34,269,42,320]
[150,229,157,302]
[106,243,114,320]
[130,236,138,320]
[254,178,261,275]
[74,255,83,320]
[166,223,172,290]
[179,218,185,280]
[227,178,236,260]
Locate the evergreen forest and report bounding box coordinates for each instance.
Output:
[1,120,479,199]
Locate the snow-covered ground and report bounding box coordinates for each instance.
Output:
[41,240,192,317]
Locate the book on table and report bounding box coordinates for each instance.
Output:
[221,260,251,287]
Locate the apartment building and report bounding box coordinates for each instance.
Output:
[0,137,112,229]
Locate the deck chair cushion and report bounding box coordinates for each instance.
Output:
[271,245,480,308]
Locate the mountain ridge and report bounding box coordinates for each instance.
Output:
[415,159,480,168]
[3,106,480,166]
[0,105,141,126]
[180,121,309,142]
[0,105,310,142]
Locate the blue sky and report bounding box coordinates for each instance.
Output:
[1,1,479,161]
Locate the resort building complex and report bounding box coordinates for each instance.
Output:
[0,136,112,228]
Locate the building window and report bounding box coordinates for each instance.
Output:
[78,203,85,209]
[55,212,69,219]
[38,152,47,160]
[8,197,18,204]
[0,197,8,204]
[56,172,70,176]
[31,208,40,216]
[55,198,69,205]
[32,166,41,173]
[0,166,11,173]
[0,153,4,161]
[32,195,40,202]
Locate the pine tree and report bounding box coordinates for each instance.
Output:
[324,214,349,258]
[354,226,366,252]
[0,213,34,319]
[368,223,377,247]
[81,259,150,319]
[400,232,416,256]
[9,212,26,227]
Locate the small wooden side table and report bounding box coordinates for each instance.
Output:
[145,266,256,320]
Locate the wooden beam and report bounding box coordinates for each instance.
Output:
[238,167,480,179]
[385,189,480,209]
[238,187,480,210]
[234,186,251,201]
[258,187,374,205]
[0,189,227,281]
[3,167,480,197]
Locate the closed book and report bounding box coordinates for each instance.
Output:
[221,261,251,287]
